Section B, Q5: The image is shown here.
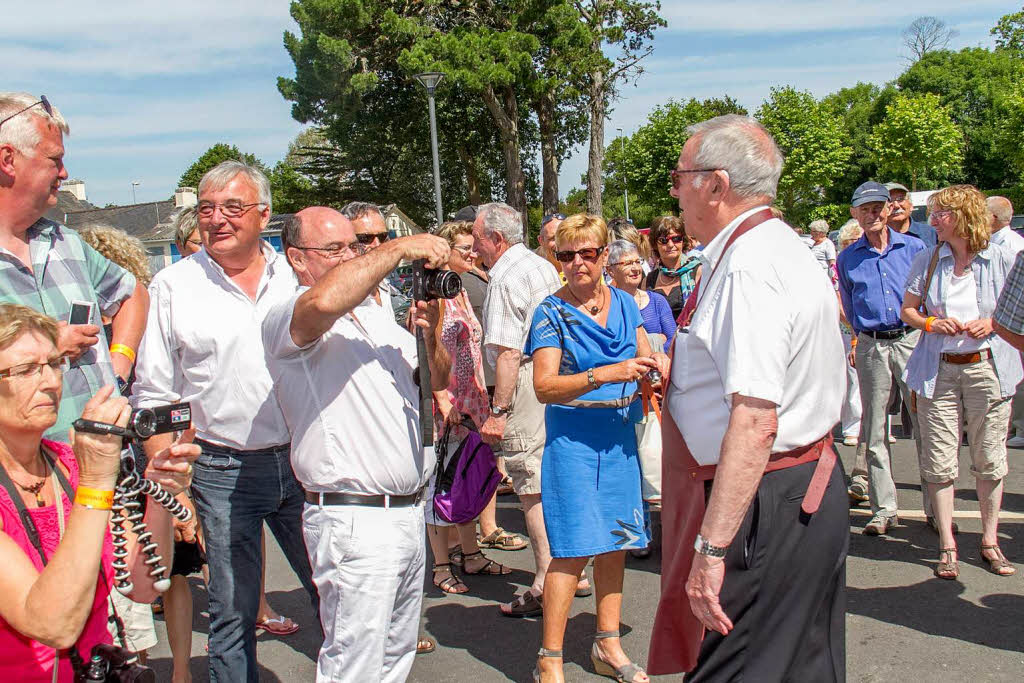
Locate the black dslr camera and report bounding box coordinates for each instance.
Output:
[411,258,462,301]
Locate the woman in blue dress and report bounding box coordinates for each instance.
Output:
[526,214,670,683]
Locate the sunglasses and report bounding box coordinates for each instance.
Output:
[0,95,53,132]
[355,231,390,245]
[554,246,605,263]
[670,167,715,190]
[542,213,567,226]
[657,234,685,246]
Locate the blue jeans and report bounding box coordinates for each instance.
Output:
[191,440,316,683]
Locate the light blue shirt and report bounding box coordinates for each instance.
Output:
[902,242,1023,399]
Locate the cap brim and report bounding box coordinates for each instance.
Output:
[851,195,889,207]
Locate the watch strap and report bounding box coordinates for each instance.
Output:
[694,533,728,558]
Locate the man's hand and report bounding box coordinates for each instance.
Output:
[963,318,994,339]
[480,414,507,445]
[57,321,100,361]
[397,234,450,269]
[144,429,202,497]
[685,553,733,636]
[172,493,200,544]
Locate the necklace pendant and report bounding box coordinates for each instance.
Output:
[35,494,45,507]
[589,305,599,315]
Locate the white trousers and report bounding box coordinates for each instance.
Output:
[841,330,862,437]
[302,502,426,683]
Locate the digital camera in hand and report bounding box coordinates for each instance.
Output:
[73,402,191,441]
[411,258,461,301]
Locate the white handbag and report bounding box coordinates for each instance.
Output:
[635,382,663,503]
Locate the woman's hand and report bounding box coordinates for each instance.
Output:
[143,428,201,497]
[931,317,964,336]
[963,318,994,339]
[651,352,671,378]
[595,356,659,384]
[71,385,132,490]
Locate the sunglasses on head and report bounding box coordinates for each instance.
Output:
[542,213,567,226]
[554,246,604,263]
[657,234,685,246]
[355,231,390,245]
[0,95,53,131]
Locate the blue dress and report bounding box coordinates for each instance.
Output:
[525,287,650,558]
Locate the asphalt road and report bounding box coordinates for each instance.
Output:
[146,429,1024,681]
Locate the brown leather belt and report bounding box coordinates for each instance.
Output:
[304,487,425,508]
[940,348,992,365]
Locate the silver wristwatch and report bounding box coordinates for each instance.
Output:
[694,533,728,558]
[490,403,510,417]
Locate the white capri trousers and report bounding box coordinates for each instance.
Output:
[302,501,426,683]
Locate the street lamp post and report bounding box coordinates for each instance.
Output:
[131,181,141,204]
[617,128,630,222]
[413,72,445,228]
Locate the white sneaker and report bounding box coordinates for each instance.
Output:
[1006,435,1024,448]
[843,436,858,447]
[887,434,897,444]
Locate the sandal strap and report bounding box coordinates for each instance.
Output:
[432,562,452,570]
[437,575,464,591]
[537,648,563,658]
[594,630,620,640]
[615,661,647,682]
[463,551,484,559]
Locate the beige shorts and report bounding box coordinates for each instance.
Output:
[108,586,158,652]
[501,360,546,496]
[917,357,1010,483]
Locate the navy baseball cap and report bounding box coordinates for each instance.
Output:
[851,181,890,207]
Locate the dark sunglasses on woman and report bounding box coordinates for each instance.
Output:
[554,247,604,263]
[656,235,685,246]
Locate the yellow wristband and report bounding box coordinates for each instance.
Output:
[74,487,114,511]
[924,316,936,333]
[109,343,136,364]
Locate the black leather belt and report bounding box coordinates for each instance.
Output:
[304,487,425,508]
[861,327,911,340]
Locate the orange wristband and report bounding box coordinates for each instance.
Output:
[924,316,936,333]
[74,487,114,510]
[109,343,136,364]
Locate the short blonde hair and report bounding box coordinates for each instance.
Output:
[0,304,59,352]
[77,224,152,287]
[837,219,863,250]
[929,185,990,254]
[555,214,610,250]
[435,220,473,246]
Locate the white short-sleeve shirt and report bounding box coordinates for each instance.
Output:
[990,226,1024,255]
[262,289,434,495]
[667,208,845,466]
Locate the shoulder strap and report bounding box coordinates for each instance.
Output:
[919,245,942,316]
[0,463,49,566]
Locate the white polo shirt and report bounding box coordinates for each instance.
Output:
[990,226,1024,255]
[667,207,845,466]
[262,289,434,495]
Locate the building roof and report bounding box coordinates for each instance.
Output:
[43,190,98,223]
[62,199,180,241]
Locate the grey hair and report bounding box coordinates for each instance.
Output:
[281,214,303,256]
[837,218,863,248]
[172,206,199,251]
[686,114,784,201]
[607,239,640,265]
[198,160,272,213]
[987,196,1013,226]
[0,92,70,154]
[808,219,830,234]
[477,202,523,246]
[340,201,384,222]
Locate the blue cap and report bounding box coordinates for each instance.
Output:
[851,181,890,207]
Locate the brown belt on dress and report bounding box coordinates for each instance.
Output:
[940,348,992,365]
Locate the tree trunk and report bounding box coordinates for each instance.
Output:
[481,85,529,239]
[586,67,606,216]
[456,145,483,205]
[911,169,918,192]
[536,93,559,215]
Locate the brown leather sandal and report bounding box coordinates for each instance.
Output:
[934,548,959,580]
[980,544,1015,576]
[462,550,511,575]
[432,563,468,594]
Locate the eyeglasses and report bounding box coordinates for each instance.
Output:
[0,95,53,132]
[657,234,686,246]
[609,258,643,268]
[0,354,69,381]
[196,201,266,218]
[452,245,476,256]
[542,213,567,226]
[670,167,716,189]
[355,231,390,245]
[293,242,368,259]
[929,209,954,220]
[554,246,605,263]
[185,239,203,247]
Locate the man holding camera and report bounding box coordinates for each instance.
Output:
[262,207,450,682]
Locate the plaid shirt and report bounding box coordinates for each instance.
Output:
[0,218,136,441]
[995,250,1024,335]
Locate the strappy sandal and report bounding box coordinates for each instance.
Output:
[497,474,514,496]
[462,550,511,575]
[934,548,959,580]
[591,631,648,682]
[416,636,436,655]
[533,647,563,682]
[432,563,468,594]
[500,590,542,618]
[980,544,1016,576]
[448,544,464,567]
[477,527,529,551]
[575,571,593,598]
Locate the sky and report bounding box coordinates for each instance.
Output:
[4,1,1015,209]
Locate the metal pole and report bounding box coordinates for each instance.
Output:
[131,184,137,204]
[618,129,630,222]
[427,93,444,227]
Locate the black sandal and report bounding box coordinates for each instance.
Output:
[448,544,464,567]
[462,550,511,575]
[501,590,543,618]
[432,563,468,594]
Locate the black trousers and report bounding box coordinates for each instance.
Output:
[689,455,848,683]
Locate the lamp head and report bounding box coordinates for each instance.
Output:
[413,72,445,94]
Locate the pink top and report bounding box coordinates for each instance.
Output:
[0,439,115,682]
[434,291,490,442]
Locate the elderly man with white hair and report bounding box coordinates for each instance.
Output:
[472,203,564,618]
[649,115,847,681]
[133,161,317,682]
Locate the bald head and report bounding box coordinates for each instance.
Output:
[285,207,357,285]
[988,196,1013,231]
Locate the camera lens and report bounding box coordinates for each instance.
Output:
[648,369,662,385]
[426,270,462,299]
[129,408,157,439]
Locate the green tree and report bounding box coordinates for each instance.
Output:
[996,83,1024,184]
[756,87,851,224]
[992,5,1024,56]
[178,143,266,189]
[821,82,896,205]
[868,93,963,191]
